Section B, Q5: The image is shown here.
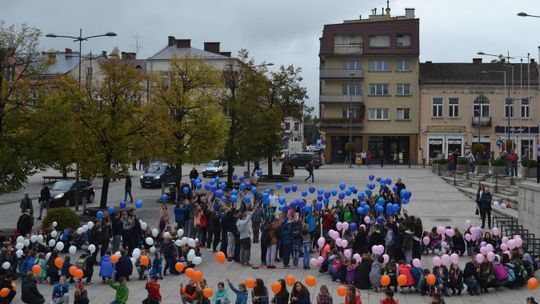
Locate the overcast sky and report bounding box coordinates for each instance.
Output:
[3,0,540,113]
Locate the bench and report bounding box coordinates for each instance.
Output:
[42,176,75,185]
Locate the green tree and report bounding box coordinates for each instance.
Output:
[150,56,227,189]
[0,22,44,192]
[303,112,320,145]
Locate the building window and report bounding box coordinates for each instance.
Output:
[369,83,389,96]
[285,122,291,130]
[396,83,411,96]
[473,95,490,117]
[505,98,514,118]
[521,98,530,118]
[369,35,390,48]
[334,35,363,54]
[396,34,411,47]
[396,108,410,120]
[396,60,411,72]
[342,60,361,70]
[432,98,443,117]
[342,83,362,95]
[448,98,459,117]
[368,108,389,120]
[368,60,389,72]
[342,108,361,118]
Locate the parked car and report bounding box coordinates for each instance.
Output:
[140,163,176,188]
[290,152,323,169]
[49,180,95,208]
[202,160,227,178]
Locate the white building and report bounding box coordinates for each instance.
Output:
[282,116,304,152]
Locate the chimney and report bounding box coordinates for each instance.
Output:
[531,58,536,64]
[121,52,136,60]
[65,48,72,57]
[176,39,191,48]
[204,42,220,54]
[219,52,231,58]
[472,58,482,64]
[168,36,176,47]
[405,8,415,18]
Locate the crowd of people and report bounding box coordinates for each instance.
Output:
[2,173,539,304]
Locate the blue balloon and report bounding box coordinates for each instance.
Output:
[239,176,245,182]
[119,201,126,209]
[365,188,372,196]
[317,189,324,195]
[309,186,316,194]
[331,189,338,196]
[204,183,211,191]
[298,200,305,209]
[303,206,311,214]
[195,178,201,184]
[368,182,376,190]
[183,187,190,194]
[284,186,291,193]
[276,183,283,190]
[356,207,364,215]
[214,176,220,183]
[230,195,237,203]
[209,180,216,185]
[161,194,168,201]
[393,203,400,213]
[246,182,251,187]
[351,187,358,194]
[350,223,357,232]
[405,190,412,199]
[211,185,217,192]
[386,178,392,185]
[231,189,238,196]
[392,185,398,192]
[96,211,104,219]
[262,193,269,199]
[251,187,258,194]
[291,185,298,192]
[257,170,263,177]
[339,183,346,190]
[377,197,385,205]
[363,206,371,214]
[376,177,381,182]
[338,193,345,199]
[369,175,375,181]
[290,201,298,209]
[215,190,224,198]
[317,195,323,202]
[357,193,365,201]
[301,191,308,198]
[324,191,331,199]
[315,202,323,211]
[196,183,202,190]
[219,182,226,190]
[244,196,251,203]
[402,198,410,205]
[107,206,115,214]
[232,174,238,181]
[135,199,143,209]
[345,190,352,196]
[239,183,246,190]
[279,197,286,205]
[376,205,384,213]
[323,198,329,205]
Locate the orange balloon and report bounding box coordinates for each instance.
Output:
[0,288,8,298]
[54,257,63,269]
[271,281,282,294]
[426,274,436,286]
[69,266,78,276]
[192,270,203,282]
[32,264,41,275]
[74,269,84,279]
[397,274,408,286]
[337,285,347,297]
[185,268,194,278]
[175,262,184,273]
[285,274,296,286]
[140,255,149,266]
[215,251,226,264]
[381,274,391,287]
[203,287,213,298]
[245,277,256,289]
[528,278,539,291]
[110,255,119,264]
[305,275,316,287]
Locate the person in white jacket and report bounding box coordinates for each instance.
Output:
[236,211,252,266]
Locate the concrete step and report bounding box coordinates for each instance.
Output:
[498,190,516,197]
[492,193,518,209]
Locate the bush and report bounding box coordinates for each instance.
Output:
[491,159,505,166]
[433,159,448,164]
[42,208,80,231]
[522,159,538,168]
[472,144,485,155]
[476,159,489,166]
[457,159,468,165]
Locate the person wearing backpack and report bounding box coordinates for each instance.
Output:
[493,257,508,285]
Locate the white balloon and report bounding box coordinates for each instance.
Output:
[56,241,64,251]
[146,237,154,246]
[133,248,141,255]
[16,236,24,243]
[15,243,24,250]
[69,246,77,255]
[177,229,184,238]
[23,239,30,247]
[132,251,140,259]
[16,249,23,258]
[175,240,182,247]
[30,235,37,243]
[1,262,9,270]
[151,229,158,237]
[48,239,56,247]
[193,256,202,265]
[149,246,156,253]
[88,244,96,253]
[51,230,58,238]
[87,221,94,229]
[82,225,89,232]
[45,252,51,261]
[52,221,58,227]
[163,232,171,239]
[77,228,84,235]
[140,222,147,230]
[114,251,121,258]
[188,238,196,248]
[130,257,136,265]
[37,235,44,242]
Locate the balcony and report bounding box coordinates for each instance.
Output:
[320,69,363,79]
[319,117,363,130]
[471,116,492,126]
[333,44,363,55]
[320,94,363,103]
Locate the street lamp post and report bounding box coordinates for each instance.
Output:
[482,69,510,141]
[46,29,116,213]
[348,72,355,168]
[518,12,540,18]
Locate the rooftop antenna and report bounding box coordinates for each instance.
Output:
[386,0,391,16]
[133,33,142,56]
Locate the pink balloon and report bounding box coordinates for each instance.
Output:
[336,238,342,247]
[491,227,500,236]
[502,237,509,244]
[412,258,421,268]
[336,222,343,231]
[464,234,472,241]
[432,257,441,267]
[480,247,487,255]
[465,220,472,228]
[487,252,495,262]
[310,258,318,267]
[371,245,378,254]
[476,254,485,263]
[500,243,508,251]
[436,226,445,235]
[317,256,324,264]
[514,235,521,240]
[446,229,455,237]
[364,216,370,224]
[342,222,349,231]
[317,237,325,248]
[450,253,459,264]
[344,249,352,259]
[441,254,450,266]
[378,245,385,255]
[441,241,448,248]
[353,253,362,264]
[341,239,349,248]
[422,237,430,245]
[480,241,486,247]
[515,238,523,248]
[486,244,494,253]
[508,239,516,250]
[382,254,389,264]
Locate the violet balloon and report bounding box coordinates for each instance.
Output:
[432,256,441,267]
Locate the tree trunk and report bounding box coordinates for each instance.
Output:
[175,162,182,191]
[61,165,68,178]
[99,177,110,209]
[227,163,234,186]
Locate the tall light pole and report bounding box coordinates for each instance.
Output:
[482,70,510,142]
[46,29,116,212]
[348,72,355,168]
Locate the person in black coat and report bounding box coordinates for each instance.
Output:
[124,175,133,203]
[16,210,33,236]
[354,255,372,289]
[0,274,16,304]
[479,187,493,229]
[114,250,133,281]
[21,272,45,304]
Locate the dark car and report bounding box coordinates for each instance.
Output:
[140,163,176,188]
[49,180,95,208]
[290,152,323,169]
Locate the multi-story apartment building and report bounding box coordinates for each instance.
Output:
[319,7,419,164]
[419,59,539,163]
[282,116,304,151]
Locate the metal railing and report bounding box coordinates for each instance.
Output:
[320,69,363,79]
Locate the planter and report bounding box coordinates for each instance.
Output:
[477,165,490,174]
[491,166,506,175]
[521,166,537,178]
[457,164,468,172]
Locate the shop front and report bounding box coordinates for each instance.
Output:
[367,135,412,164]
[330,136,363,163]
[425,126,466,162]
[494,125,539,158]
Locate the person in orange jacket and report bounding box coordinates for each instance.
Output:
[145,275,162,304]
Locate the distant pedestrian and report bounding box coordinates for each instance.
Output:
[252,161,260,176]
[466,151,476,173]
[189,167,199,190]
[16,209,33,236]
[479,187,492,229]
[37,185,50,220]
[379,151,384,167]
[124,176,133,203]
[304,160,314,183]
[20,192,33,216]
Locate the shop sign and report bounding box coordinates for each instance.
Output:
[426,125,466,133]
[494,126,539,134]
